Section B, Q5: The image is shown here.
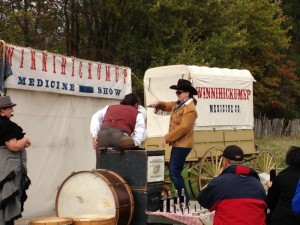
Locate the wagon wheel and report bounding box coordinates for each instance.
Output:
[187,160,200,198]
[188,147,224,198]
[253,150,277,173]
[199,147,224,190]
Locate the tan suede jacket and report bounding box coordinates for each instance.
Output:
[156,99,197,148]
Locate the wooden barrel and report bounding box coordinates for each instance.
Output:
[72,215,116,225]
[29,217,73,225]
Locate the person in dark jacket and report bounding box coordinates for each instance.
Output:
[0,96,31,225]
[266,145,300,225]
[198,145,267,225]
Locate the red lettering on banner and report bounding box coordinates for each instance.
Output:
[53,55,56,73]
[79,61,83,78]
[106,66,110,81]
[97,64,101,80]
[115,67,119,82]
[19,49,24,68]
[31,50,36,70]
[61,57,66,75]
[196,87,251,100]
[6,47,14,67]
[218,88,223,99]
[88,62,92,79]
[210,88,216,99]
[7,44,131,96]
[42,52,48,72]
[71,58,75,77]
[247,89,251,97]
[123,69,127,83]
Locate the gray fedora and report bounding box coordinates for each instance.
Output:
[0,96,17,109]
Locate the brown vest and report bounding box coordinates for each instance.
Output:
[101,104,139,135]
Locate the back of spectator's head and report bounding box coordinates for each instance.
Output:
[120,93,141,106]
[223,145,244,163]
[285,146,300,167]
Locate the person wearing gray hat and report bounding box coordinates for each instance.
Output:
[148,78,198,205]
[0,95,31,225]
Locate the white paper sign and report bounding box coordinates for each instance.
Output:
[147,155,165,182]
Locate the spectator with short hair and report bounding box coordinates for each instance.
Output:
[267,145,300,225]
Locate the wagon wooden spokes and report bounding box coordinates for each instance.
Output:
[187,161,201,198]
[253,150,277,173]
[187,147,224,198]
[199,147,224,190]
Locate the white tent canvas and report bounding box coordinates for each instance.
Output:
[144,65,255,138]
[3,43,132,219]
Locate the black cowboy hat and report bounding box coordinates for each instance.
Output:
[0,96,17,109]
[170,79,197,95]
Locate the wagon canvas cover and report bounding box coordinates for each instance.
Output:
[144,65,255,138]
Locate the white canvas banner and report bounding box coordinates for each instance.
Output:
[1,44,132,220]
[193,74,254,129]
[4,44,132,99]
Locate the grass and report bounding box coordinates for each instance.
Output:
[166,136,300,200]
[255,135,300,170]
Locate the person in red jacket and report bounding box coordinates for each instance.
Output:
[197,145,267,225]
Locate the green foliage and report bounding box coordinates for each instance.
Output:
[281,0,300,117]
[255,136,300,170]
[0,1,65,52]
[0,0,299,118]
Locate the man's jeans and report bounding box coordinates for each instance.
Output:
[169,147,192,204]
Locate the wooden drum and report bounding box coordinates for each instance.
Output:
[72,215,116,225]
[55,169,134,225]
[29,217,72,225]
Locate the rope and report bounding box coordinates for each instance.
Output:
[131,72,144,86]
[131,72,160,102]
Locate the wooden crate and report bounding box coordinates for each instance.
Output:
[98,149,165,188]
[98,150,165,225]
[131,183,164,225]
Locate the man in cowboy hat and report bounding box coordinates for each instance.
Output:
[0,95,31,225]
[148,79,198,205]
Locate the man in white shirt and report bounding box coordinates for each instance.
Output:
[90,93,145,166]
